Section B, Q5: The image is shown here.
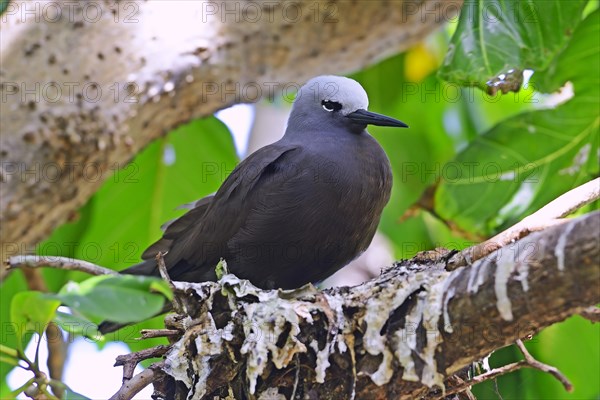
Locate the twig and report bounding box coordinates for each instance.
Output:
[464,387,477,400]
[139,329,181,340]
[109,361,165,400]
[439,339,574,399]
[6,255,117,276]
[434,360,529,399]
[515,339,573,392]
[444,375,477,400]
[449,178,600,269]
[579,306,600,323]
[114,345,170,381]
[155,251,183,313]
[155,251,172,282]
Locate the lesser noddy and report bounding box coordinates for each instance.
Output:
[99,75,407,333]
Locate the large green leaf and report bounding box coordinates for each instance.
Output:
[439,0,587,93]
[57,275,170,324]
[436,9,599,235]
[10,292,61,352]
[534,6,600,95]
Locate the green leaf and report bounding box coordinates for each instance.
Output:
[57,275,169,324]
[10,292,60,352]
[435,8,600,235]
[149,280,173,300]
[439,0,587,93]
[534,7,600,95]
[435,102,598,234]
[215,259,228,279]
[53,311,98,339]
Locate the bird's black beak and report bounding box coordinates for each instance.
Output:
[346,109,408,128]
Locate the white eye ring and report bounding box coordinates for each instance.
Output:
[321,100,342,112]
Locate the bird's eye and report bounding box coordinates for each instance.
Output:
[321,100,342,112]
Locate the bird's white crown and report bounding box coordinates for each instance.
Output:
[296,75,369,116]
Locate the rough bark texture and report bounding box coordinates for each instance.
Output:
[0,0,462,260]
[140,212,599,399]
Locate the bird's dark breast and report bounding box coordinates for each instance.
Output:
[225,136,392,289]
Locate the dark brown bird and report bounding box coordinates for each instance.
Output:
[99,75,406,333]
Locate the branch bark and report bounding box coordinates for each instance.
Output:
[0,0,461,261]
[126,211,598,399]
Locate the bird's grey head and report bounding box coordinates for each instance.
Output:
[285,75,407,137]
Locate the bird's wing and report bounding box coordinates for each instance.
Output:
[140,195,214,260]
[145,142,300,279]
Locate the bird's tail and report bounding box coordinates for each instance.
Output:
[97,301,173,334]
[119,258,159,276]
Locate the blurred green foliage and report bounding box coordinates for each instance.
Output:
[1,0,598,398]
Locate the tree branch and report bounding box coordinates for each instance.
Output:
[5,255,117,276]
[130,211,598,399]
[109,361,165,400]
[114,345,170,381]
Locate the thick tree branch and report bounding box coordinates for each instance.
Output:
[118,211,597,399]
[0,0,461,262]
